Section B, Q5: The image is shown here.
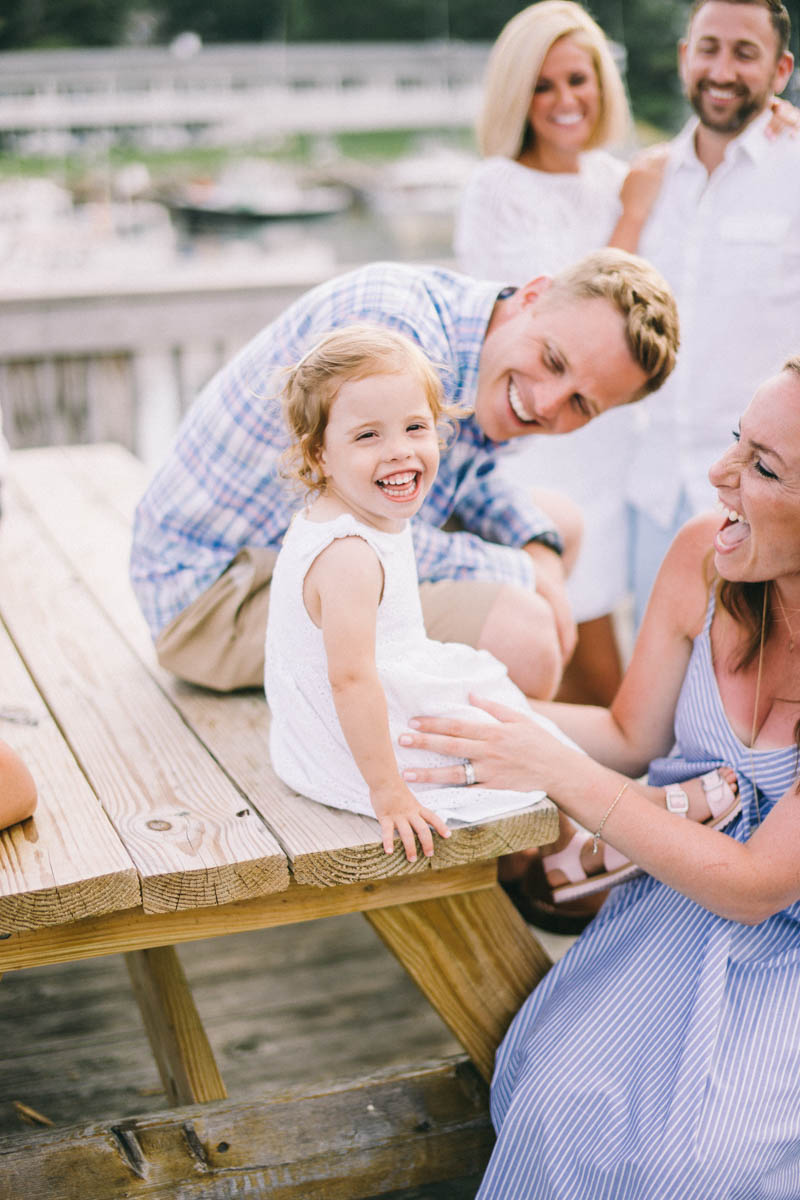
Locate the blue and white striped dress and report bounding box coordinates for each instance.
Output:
[479,591,800,1199]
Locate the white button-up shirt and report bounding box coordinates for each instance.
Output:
[628,109,800,526]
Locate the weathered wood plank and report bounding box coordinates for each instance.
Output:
[125,946,228,1105]
[367,884,552,1082]
[0,480,289,914]
[0,612,140,931]
[8,445,559,887]
[0,916,467,1136]
[0,1058,493,1200]
[0,864,497,973]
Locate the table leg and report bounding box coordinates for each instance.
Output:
[125,945,227,1105]
[365,882,552,1082]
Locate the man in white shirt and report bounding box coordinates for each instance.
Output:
[619,0,799,620]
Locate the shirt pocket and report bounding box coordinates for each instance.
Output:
[718,213,792,293]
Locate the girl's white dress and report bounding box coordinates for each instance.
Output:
[455,153,634,622]
[265,511,573,823]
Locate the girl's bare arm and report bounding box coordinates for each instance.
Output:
[308,535,449,861]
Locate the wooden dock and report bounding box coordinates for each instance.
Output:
[0,916,488,1198]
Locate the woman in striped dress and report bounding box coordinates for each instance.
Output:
[398,358,800,1197]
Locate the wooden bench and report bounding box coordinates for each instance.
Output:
[0,444,558,1200]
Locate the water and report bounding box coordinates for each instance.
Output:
[171,191,459,273]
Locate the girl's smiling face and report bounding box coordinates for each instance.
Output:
[523,36,601,170]
[709,369,800,585]
[317,371,440,532]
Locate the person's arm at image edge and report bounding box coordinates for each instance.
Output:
[0,737,37,829]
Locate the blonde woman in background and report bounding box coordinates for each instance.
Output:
[456,1,635,712]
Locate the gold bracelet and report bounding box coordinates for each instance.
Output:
[591,781,630,854]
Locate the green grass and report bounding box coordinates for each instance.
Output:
[0,120,676,190]
[0,127,477,189]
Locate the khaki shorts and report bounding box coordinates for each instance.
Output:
[155,547,503,692]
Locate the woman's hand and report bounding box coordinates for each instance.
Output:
[398,693,571,793]
[619,145,670,223]
[608,144,669,253]
[766,95,800,140]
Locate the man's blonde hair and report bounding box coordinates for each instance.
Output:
[282,324,458,494]
[477,1,630,159]
[543,248,680,399]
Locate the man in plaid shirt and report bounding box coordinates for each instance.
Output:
[131,250,677,696]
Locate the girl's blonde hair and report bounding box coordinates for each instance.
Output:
[282,323,459,494]
[477,1,630,159]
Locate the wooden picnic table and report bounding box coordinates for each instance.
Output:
[0,444,558,1200]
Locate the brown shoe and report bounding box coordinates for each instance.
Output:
[501,853,606,936]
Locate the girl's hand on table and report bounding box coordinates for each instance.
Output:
[399,694,568,794]
[371,783,451,862]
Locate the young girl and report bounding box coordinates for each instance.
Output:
[264,324,573,862]
[265,325,739,869]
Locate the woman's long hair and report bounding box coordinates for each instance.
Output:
[715,356,800,764]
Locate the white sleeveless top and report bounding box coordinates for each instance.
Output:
[265,511,572,823]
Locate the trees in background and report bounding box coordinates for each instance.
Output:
[0,0,695,132]
[0,0,132,48]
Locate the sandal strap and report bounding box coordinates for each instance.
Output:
[542,829,591,884]
[699,769,735,818]
[665,784,689,815]
[543,828,630,882]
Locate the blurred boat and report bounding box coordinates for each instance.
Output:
[366,145,477,217]
[164,159,353,227]
[362,143,476,257]
[0,173,337,297]
[0,177,179,287]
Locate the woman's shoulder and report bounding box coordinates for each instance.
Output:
[462,155,544,198]
[470,155,526,177]
[658,512,719,583]
[669,510,719,561]
[582,148,628,185]
[654,512,719,635]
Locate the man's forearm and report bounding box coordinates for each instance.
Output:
[523,541,576,662]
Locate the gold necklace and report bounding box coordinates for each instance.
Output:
[748,582,769,826]
[774,588,800,652]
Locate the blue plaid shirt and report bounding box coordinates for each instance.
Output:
[131,262,562,637]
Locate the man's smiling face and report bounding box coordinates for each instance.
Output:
[680,1,793,136]
[474,281,649,443]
